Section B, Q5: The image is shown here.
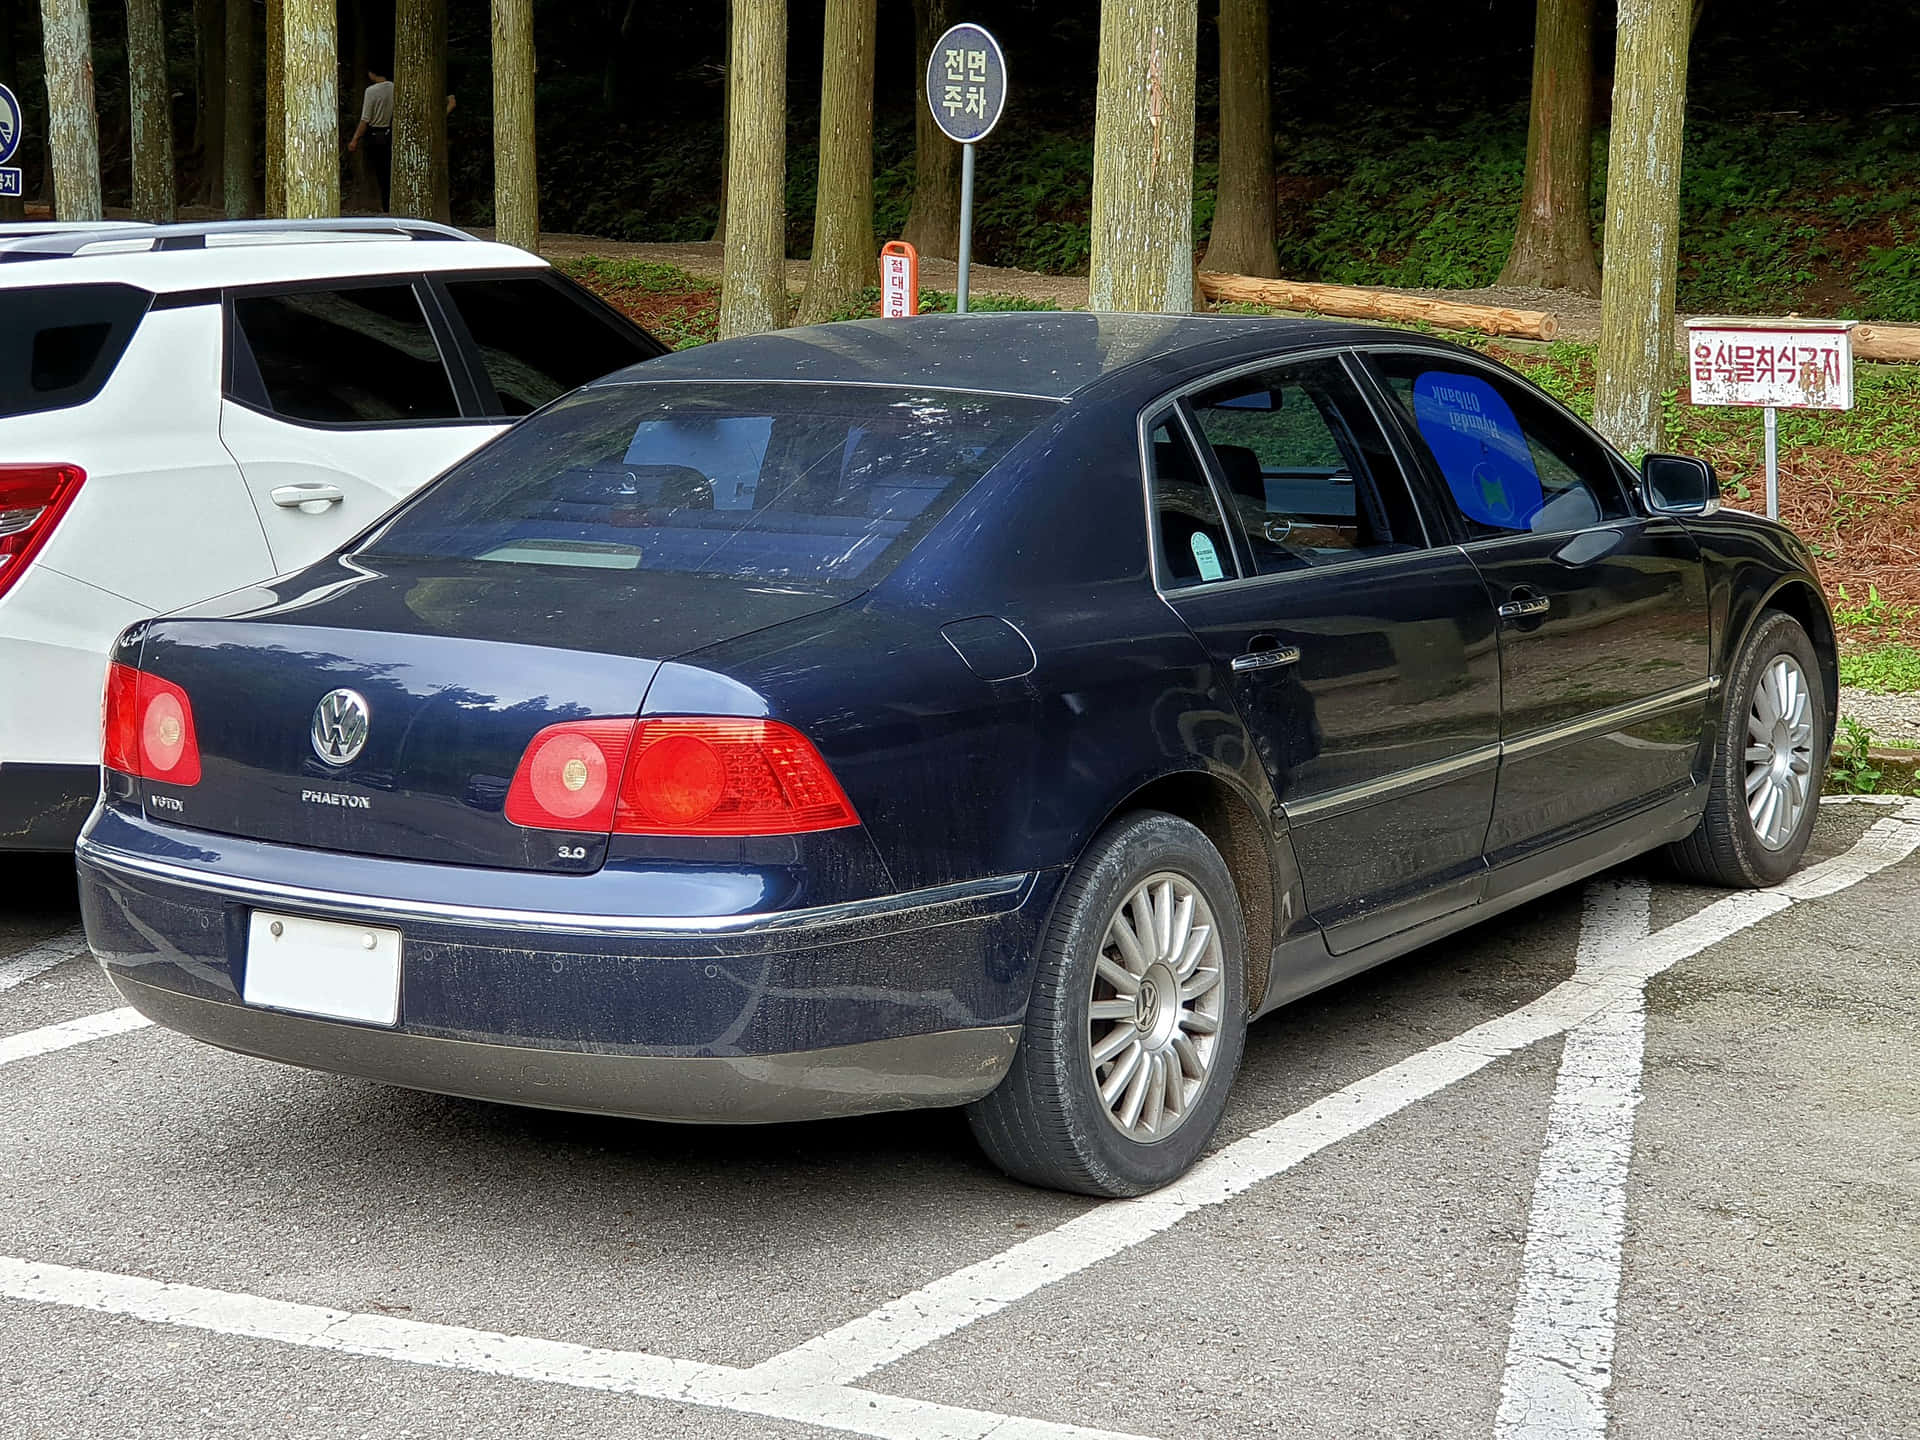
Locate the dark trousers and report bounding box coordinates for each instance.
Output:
[367,128,392,212]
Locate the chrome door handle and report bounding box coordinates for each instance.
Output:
[1498,595,1551,620]
[270,483,346,510]
[1230,645,1301,673]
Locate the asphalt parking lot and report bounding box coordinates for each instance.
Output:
[3,799,1917,1440]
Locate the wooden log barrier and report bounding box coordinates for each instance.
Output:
[1198,271,1560,341]
[1854,324,1920,364]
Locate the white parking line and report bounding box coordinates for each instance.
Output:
[0,1008,150,1068]
[1494,876,1653,1439]
[750,802,1920,1390]
[0,1255,1151,1440]
[0,926,88,991]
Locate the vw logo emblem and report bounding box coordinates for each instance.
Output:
[311,688,371,767]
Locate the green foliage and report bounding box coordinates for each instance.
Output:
[1856,244,1920,322]
[1832,584,1917,641]
[1831,716,1886,793]
[1839,644,1920,695]
[554,258,701,294]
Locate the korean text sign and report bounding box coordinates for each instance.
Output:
[1686,319,1855,411]
[926,24,1007,144]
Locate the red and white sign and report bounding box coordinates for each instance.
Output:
[881,240,919,318]
[1685,317,1855,410]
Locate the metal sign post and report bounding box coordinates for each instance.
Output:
[925,23,1007,315]
[0,84,23,200]
[1685,316,1857,521]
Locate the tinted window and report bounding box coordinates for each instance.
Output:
[443,275,659,417]
[1149,415,1235,588]
[361,383,1056,589]
[1190,357,1426,573]
[1368,352,1628,538]
[0,283,151,419]
[230,283,461,425]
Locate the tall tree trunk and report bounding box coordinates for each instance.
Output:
[718,0,787,338]
[195,0,226,207]
[392,0,449,222]
[491,0,537,251]
[128,0,177,221]
[0,4,28,220]
[1089,0,1198,313]
[264,0,284,215]
[224,0,254,217]
[899,0,957,258]
[797,0,877,324]
[1594,0,1691,456]
[1499,0,1600,293]
[1200,0,1276,278]
[710,0,731,245]
[39,0,103,221]
[283,0,337,217]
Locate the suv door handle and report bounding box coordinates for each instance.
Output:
[1498,593,1551,621]
[1231,644,1302,673]
[271,484,346,511]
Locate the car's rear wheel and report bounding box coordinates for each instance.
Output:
[1668,609,1827,887]
[968,811,1247,1197]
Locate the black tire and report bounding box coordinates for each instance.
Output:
[967,811,1248,1197]
[1667,609,1828,887]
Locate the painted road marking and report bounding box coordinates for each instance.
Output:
[1494,875,1653,1439]
[0,927,88,991]
[750,802,1920,1390]
[0,1008,150,1069]
[0,1255,1151,1440]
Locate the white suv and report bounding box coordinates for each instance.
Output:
[0,219,665,850]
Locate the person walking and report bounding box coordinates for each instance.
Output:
[347,67,396,211]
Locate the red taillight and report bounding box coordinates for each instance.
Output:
[503,716,859,836]
[0,464,86,602]
[102,662,203,787]
[503,719,635,831]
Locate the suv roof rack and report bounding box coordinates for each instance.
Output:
[0,216,476,262]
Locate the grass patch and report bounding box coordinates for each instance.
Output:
[559,258,719,350]
[1839,644,1920,694]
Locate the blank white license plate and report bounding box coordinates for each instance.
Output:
[244,911,402,1026]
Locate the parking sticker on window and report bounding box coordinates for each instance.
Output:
[1412,371,1544,529]
[1189,530,1225,581]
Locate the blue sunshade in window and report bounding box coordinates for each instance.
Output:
[1411,370,1544,530]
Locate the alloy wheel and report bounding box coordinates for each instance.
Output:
[1087,872,1226,1141]
[1744,653,1815,851]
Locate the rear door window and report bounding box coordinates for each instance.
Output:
[440,274,664,417]
[0,283,152,418]
[228,282,463,425]
[1187,356,1428,573]
[1147,414,1236,588]
[360,383,1057,589]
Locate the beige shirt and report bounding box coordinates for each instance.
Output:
[360,80,395,129]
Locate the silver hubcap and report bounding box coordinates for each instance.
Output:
[1744,653,1815,851]
[1088,873,1225,1141]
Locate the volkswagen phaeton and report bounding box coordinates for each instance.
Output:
[77,313,1834,1196]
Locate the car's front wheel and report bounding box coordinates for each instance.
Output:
[968,811,1248,1197]
[1668,608,1827,886]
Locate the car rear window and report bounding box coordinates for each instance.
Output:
[359,382,1057,589]
[0,283,152,419]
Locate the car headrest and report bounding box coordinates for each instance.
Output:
[1212,444,1267,505]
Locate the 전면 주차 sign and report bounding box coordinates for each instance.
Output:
[1685,316,1857,521]
[926,23,1008,314]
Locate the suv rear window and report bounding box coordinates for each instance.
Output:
[0,283,152,418]
[360,382,1057,589]
[441,274,663,417]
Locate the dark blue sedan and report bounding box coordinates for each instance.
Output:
[77,313,1834,1196]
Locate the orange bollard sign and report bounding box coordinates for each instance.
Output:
[881,240,919,318]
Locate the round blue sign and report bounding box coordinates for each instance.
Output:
[925,24,1008,145]
[0,85,21,167]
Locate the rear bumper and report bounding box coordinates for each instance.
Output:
[76,814,1054,1123]
[0,763,98,851]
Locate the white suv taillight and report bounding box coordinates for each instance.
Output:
[0,464,86,602]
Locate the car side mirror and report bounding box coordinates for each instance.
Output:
[1641,454,1720,517]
